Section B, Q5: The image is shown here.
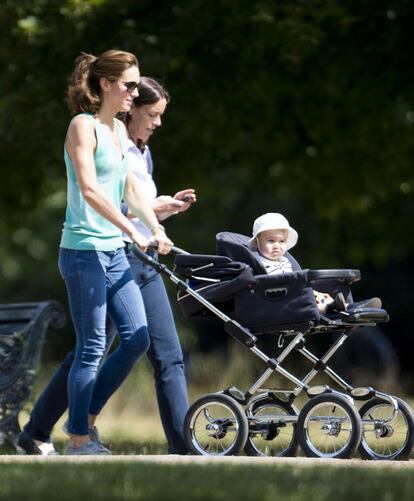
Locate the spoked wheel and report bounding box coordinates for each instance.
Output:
[244,397,298,457]
[184,393,249,456]
[297,393,362,458]
[359,397,414,460]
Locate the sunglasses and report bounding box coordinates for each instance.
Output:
[121,81,140,93]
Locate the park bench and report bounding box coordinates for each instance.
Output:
[0,301,66,449]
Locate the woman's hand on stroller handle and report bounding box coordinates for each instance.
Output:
[130,231,150,252]
[147,240,189,256]
[130,229,174,256]
[150,228,173,255]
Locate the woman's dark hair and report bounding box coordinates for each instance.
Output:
[66,50,139,116]
[134,77,170,107]
[125,77,170,151]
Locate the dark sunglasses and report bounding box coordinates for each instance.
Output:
[121,81,140,93]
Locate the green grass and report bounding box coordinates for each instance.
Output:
[0,461,413,501]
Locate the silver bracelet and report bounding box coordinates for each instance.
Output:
[150,223,165,234]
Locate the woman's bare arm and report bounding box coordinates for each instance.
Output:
[65,115,148,247]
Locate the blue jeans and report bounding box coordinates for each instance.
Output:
[58,247,150,435]
[126,247,188,453]
[24,247,188,453]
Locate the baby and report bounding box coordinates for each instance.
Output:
[249,213,381,314]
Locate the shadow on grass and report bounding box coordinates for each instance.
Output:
[0,439,169,456]
[71,439,169,455]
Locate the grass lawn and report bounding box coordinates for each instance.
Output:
[0,459,414,501]
[1,356,414,499]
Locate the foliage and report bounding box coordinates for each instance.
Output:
[1,0,414,363]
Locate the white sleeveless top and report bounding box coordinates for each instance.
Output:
[124,139,157,241]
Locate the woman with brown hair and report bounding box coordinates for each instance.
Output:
[18,70,194,456]
[42,49,172,455]
[120,77,196,454]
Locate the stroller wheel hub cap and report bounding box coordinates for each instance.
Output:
[321,421,341,437]
[375,423,394,439]
[206,422,227,439]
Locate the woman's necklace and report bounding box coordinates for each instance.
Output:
[100,118,124,159]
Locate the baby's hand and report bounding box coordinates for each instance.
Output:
[314,291,331,304]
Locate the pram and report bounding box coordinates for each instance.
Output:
[133,233,414,460]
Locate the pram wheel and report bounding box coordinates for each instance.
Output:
[184,393,249,456]
[244,396,298,457]
[358,396,414,460]
[297,393,362,459]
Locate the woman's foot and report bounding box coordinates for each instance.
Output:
[64,440,111,455]
[63,421,108,452]
[16,431,59,456]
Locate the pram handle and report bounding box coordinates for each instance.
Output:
[131,241,189,272]
[307,269,361,284]
[147,241,190,256]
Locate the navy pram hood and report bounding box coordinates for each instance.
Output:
[174,232,319,330]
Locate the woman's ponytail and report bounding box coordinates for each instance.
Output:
[66,52,101,116]
[66,50,138,116]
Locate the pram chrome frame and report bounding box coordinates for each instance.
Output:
[132,244,414,460]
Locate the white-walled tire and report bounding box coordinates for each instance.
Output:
[184,393,248,456]
[297,393,362,458]
[359,397,414,460]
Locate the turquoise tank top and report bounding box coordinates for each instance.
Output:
[60,113,129,251]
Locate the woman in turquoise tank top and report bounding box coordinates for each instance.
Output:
[18,77,195,457]
[57,50,173,455]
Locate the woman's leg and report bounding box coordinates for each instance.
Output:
[21,318,117,449]
[60,249,109,438]
[89,249,150,414]
[128,248,189,454]
[23,349,75,442]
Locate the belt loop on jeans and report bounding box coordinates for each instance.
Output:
[124,241,131,252]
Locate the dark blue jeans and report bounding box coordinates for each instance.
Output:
[58,247,150,436]
[24,247,188,453]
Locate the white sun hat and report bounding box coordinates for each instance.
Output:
[249,213,299,251]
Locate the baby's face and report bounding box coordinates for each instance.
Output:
[257,229,288,261]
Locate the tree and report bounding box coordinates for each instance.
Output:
[1,0,413,371]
